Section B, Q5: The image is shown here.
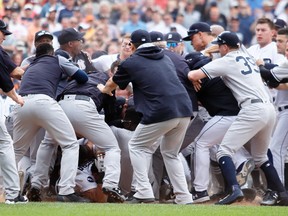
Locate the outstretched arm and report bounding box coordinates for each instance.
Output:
[187,69,207,91]
[97,77,118,96]
[5,88,24,106]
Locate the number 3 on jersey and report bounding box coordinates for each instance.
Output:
[236,56,259,75]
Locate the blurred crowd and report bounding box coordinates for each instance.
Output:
[1,0,288,66]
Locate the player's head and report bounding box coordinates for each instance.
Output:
[150,31,166,48]
[254,17,275,48]
[185,52,212,70]
[34,30,53,47]
[58,28,84,57]
[35,43,54,58]
[276,28,288,55]
[183,22,213,52]
[130,29,151,50]
[164,32,184,55]
[0,20,11,36]
[211,31,240,55]
[0,20,11,44]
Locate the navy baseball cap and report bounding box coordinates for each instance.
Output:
[130,29,151,44]
[274,18,287,29]
[58,28,85,45]
[34,30,53,42]
[211,31,240,47]
[0,20,12,35]
[165,32,182,43]
[185,52,212,70]
[150,31,164,42]
[183,22,211,41]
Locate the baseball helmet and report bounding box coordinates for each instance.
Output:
[185,52,212,70]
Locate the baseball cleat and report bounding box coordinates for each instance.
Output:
[261,189,288,206]
[26,187,42,202]
[102,186,126,203]
[236,159,255,187]
[5,193,28,204]
[215,185,244,205]
[191,189,210,203]
[56,193,91,202]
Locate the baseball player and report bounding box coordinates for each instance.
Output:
[256,29,288,187]
[188,31,288,206]
[185,52,255,203]
[0,19,28,204]
[98,29,193,204]
[14,43,89,202]
[56,70,126,202]
[6,30,54,194]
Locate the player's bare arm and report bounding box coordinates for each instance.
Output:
[97,77,118,96]
[6,88,24,106]
[10,66,25,80]
[188,69,206,91]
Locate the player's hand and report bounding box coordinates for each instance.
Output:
[203,45,219,57]
[97,84,114,96]
[15,95,24,107]
[256,59,264,67]
[192,80,202,92]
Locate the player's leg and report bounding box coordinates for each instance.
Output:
[128,121,173,201]
[193,116,235,203]
[251,105,288,206]
[160,117,192,204]
[59,99,123,199]
[0,119,23,201]
[269,110,288,183]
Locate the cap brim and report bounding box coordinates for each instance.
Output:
[166,40,182,43]
[182,34,193,41]
[1,29,12,35]
[37,34,53,41]
[211,40,221,45]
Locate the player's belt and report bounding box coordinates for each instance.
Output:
[250,99,263,104]
[240,98,263,108]
[62,94,90,102]
[278,105,288,112]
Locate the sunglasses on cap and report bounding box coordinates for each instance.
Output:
[166,42,179,48]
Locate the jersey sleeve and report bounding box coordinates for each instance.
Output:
[58,55,80,77]
[201,59,224,79]
[112,62,132,90]
[270,60,288,82]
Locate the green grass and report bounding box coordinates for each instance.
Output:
[1,203,288,216]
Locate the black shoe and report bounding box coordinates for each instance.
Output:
[27,187,42,202]
[56,193,91,203]
[126,197,155,204]
[191,189,210,203]
[5,193,28,204]
[261,189,288,206]
[125,191,136,201]
[215,185,244,205]
[102,187,126,203]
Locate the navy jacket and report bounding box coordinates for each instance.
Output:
[113,45,193,124]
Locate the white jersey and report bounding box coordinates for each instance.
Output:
[269,60,288,107]
[271,59,288,81]
[247,42,286,65]
[201,50,270,105]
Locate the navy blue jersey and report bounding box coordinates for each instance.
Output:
[197,77,240,116]
[19,55,78,98]
[0,47,17,92]
[163,49,198,112]
[113,45,193,124]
